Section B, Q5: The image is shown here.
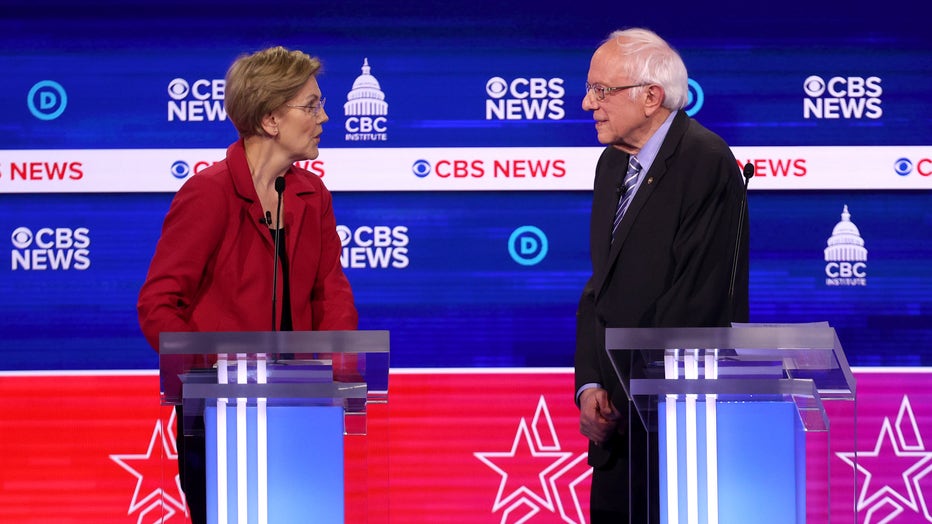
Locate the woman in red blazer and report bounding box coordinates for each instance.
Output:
[137,46,357,524]
[138,48,356,344]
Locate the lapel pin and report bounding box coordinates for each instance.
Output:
[647,177,654,185]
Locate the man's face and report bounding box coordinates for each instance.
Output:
[582,43,645,152]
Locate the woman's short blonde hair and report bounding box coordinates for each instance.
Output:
[224,46,322,138]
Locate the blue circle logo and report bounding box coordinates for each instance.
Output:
[171,160,191,179]
[27,80,67,121]
[685,79,704,117]
[508,226,548,266]
[412,159,431,178]
[894,158,912,176]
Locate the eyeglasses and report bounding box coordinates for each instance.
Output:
[585,82,648,101]
[284,97,326,116]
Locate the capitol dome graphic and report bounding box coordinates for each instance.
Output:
[824,205,867,262]
[344,58,388,116]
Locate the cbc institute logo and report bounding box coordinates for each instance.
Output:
[824,205,867,286]
[344,58,388,141]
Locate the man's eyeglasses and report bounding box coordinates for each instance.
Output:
[585,82,648,101]
[285,97,326,116]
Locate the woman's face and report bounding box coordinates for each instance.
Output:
[276,76,329,161]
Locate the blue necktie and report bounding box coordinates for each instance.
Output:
[612,155,641,242]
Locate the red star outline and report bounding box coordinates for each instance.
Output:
[474,396,592,523]
[837,396,932,515]
[548,453,592,524]
[476,417,573,512]
[110,411,186,517]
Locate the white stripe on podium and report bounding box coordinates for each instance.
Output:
[665,349,724,524]
[257,356,269,524]
[218,356,229,524]
[237,354,248,524]
[213,355,271,524]
[705,350,720,524]
[684,350,699,524]
[664,351,679,524]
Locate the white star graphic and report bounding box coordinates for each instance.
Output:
[548,453,592,524]
[475,396,592,524]
[837,396,932,523]
[110,410,187,522]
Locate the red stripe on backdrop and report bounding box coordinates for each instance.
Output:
[381,371,591,524]
[0,371,589,524]
[0,373,182,523]
[5,369,928,523]
[822,370,932,524]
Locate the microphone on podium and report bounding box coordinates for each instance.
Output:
[271,176,285,331]
[728,162,754,317]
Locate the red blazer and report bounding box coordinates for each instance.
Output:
[138,139,358,351]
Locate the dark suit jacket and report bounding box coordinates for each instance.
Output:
[575,110,749,467]
[138,139,358,351]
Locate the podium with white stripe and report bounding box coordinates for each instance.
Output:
[605,324,855,524]
[159,331,390,524]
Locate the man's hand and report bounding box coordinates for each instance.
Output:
[578,387,621,445]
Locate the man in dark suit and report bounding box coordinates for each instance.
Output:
[575,28,749,523]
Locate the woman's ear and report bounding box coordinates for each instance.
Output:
[260,111,280,137]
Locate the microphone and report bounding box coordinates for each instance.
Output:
[274,176,286,197]
[728,162,754,319]
[271,176,286,331]
[259,211,272,226]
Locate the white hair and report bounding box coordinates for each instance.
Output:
[604,28,689,110]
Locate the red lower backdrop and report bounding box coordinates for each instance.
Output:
[1,369,930,523]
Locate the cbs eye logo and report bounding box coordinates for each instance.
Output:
[412,159,431,178]
[485,77,509,98]
[894,157,932,177]
[336,225,353,246]
[171,160,191,179]
[895,158,913,176]
[11,227,34,249]
[167,78,190,100]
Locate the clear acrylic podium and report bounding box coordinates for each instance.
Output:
[605,324,856,524]
[159,330,389,524]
